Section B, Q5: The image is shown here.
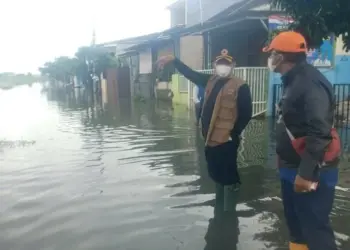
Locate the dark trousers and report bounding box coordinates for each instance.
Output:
[281,179,337,250]
[205,139,241,186]
[194,101,203,124]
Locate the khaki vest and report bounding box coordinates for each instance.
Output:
[202,76,244,147]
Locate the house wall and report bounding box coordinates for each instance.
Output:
[154,42,174,100]
[180,35,204,70]
[210,25,268,67]
[168,35,203,107]
[152,42,174,101]
[157,42,174,58]
[185,0,244,26]
[104,68,118,106]
[131,40,179,100]
[170,0,245,27]
[129,54,139,97]
[170,4,186,27]
[101,76,108,106]
[139,48,153,74]
[266,36,350,116]
[135,48,154,99]
[134,74,153,99]
[171,74,189,105]
[116,66,131,99]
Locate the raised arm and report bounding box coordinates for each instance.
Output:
[156,55,211,87]
[172,58,211,87]
[231,84,253,136]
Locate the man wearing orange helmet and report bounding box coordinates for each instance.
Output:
[157,49,252,211]
[263,31,341,250]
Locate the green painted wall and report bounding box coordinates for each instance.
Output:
[171,74,189,106]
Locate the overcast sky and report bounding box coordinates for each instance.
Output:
[0,0,171,73]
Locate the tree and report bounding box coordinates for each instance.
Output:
[39,46,119,88]
[38,45,119,100]
[94,51,118,79]
[74,46,119,92]
[39,57,78,83]
[271,0,350,50]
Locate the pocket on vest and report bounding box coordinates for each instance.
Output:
[215,119,233,129]
[218,108,233,119]
[221,99,235,108]
[210,128,230,143]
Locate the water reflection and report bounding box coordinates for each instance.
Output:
[204,188,239,250]
[0,85,349,250]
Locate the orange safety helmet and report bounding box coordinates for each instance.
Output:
[263,31,307,53]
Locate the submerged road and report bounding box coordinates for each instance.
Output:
[1,84,349,250]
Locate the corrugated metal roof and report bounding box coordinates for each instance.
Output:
[106,25,187,55]
[98,25,186,48]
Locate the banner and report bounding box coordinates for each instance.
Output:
[268,15,335,68]
[268,15,293,31]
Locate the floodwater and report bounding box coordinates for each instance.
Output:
[0,84,350,250]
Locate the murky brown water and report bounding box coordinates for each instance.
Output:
[1,84,350,250]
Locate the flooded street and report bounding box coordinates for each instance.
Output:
[1,84,350,250]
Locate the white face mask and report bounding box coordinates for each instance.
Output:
[215,65,232,77]
[268,53,283,72]
[268,57,277,72]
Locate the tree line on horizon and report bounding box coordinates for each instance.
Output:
[0,72,44,89]
[38,46,123,88]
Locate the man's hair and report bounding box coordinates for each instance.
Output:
[280,52,307,64]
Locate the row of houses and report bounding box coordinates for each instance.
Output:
[98,0,350,123]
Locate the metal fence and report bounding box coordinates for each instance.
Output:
[272,83,350,127]
[184,67,269,117]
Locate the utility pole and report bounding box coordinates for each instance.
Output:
[199,0,203,25]
[91,28,96,47]
[185,0,188,25]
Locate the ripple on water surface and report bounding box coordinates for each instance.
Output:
[0,86,350,250]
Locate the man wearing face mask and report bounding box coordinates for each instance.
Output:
[157,49,252,204]
[263,31,340,250]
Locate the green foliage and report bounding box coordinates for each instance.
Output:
[271,0,350,50]
[268,27,289,45]
[0,72,44,89]
[39,46,119,85]
[39,56,79,83]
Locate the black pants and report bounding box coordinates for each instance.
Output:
[204,197,239,250]
[281,179,337,250]
[205,139,241,186]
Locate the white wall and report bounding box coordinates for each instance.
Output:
[335,36,350,55]
[139,48,152,74]
[180,35,204,70]
[186,0,243,26]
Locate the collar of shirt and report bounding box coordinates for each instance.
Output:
[281,61,307,86]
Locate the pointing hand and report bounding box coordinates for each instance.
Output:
[156,55,175,70]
